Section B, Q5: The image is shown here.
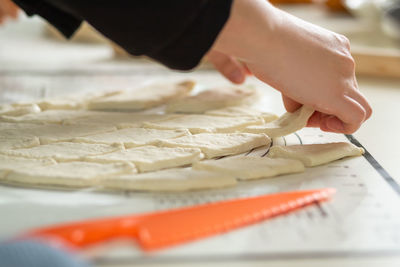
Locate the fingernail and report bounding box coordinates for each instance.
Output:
[327,116,344,131]
[230,70,243,83]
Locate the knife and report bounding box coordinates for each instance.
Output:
[23,188,335,251]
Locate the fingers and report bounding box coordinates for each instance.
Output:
[346,89,372,121]
[207,50,247,84]
[282,95,302,112]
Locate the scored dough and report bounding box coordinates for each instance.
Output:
[0,103,41,117]
[86,146,203,172]
[63,112,177,129]
[158,133,270,159]
[268,142,365,167]
[143,114,264,134]
[0,155,55,179]
[166,86,256,113]
[3,142,122,162]
[0,137,40,151]
[205,106,278,123]
[243,105,314,138]
[0,110,101,124]
[3,161,135,188]
[103,167,237,192]
[73,128,189,148]
[87,80,195,111]
[193,156,305,180]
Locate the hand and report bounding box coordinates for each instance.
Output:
[211,0,372,134]
[0,0,18,24]
[207,50,251,84]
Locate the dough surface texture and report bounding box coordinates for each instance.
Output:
[158,133,270,159]
[143,114,264,134]
[268,142,365,167]
[87,80,195,110]
[103,167,237,192]
[244,105,314,138]
[86,146,203,172]
[166,86,256,113]
[193,156,305,180]
[205,106,278,122]
[74,128,189,147]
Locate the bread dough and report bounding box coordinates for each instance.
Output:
[103,167,237,192]
[0,123,117,145]
[205,106,278,122]
[0,103,41,116]
[158,133,270,159]
[244,105,314,138]
[3,161,135,188]
[0,110,101,124]
[0,155,55,179]
[166,86,256,113]
[87,80,195,111]
[143,114,264,134]
[87,146,203,172]
[64,112,177,129]
[0,137,40,151]
[3,142,122,162]
[268,142,365,167]
[73,128,189,147]
[193,156,305,180]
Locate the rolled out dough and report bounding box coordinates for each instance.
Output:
[103,167,237,192]
[205,106,278,123]
[193,156,305,180]
[3,161,135,188]
[3,142,122,162]
[158,133,270,159]
[143,114,264,134]
[243,105,314,138]
[166,86,256,113]
[0,103,41,117]
[0,155,55,179]
[87,80,195,110]
[86,146,203,172]
[74,128,189,148]
[268,142,365,167]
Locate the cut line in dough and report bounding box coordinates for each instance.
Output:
[158,133,270,159]
[243,105,314,138]
[103,167,237,192]
[166,86,256,113]
[268,142,365,167]
[87,80,195,111]
[86,146,203,172]
[205,106,278,123]
[143,114,264,134]
[193,156,305,180]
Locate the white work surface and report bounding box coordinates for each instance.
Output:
[0,8,400,267]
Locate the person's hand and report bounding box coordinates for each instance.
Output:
[0,0,18,24]
[211,0,372,134]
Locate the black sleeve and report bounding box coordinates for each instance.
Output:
[12,0,233,70]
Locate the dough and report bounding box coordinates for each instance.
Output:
[0,123,117,145]
[158,133,270,159]
[103,167,237,192]
[0,103,41,116]
[36,90,122,110]
[0,110,101,124]
[0,155,55,179]
[193,156,305,180]
[244,105,314,138]
[73,128,189,148]
[3,161,135,188]
[143,114,264,134]
[205,106,278,122]
[3,142,122,162]
[63,112,177,129]
[0,137,40,151]
[166,86,256,113]
[268,142,365,167]
[86,146,203,172]
[87,80,195,110]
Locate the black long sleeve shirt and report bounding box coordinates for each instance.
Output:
[12,0,233,70]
